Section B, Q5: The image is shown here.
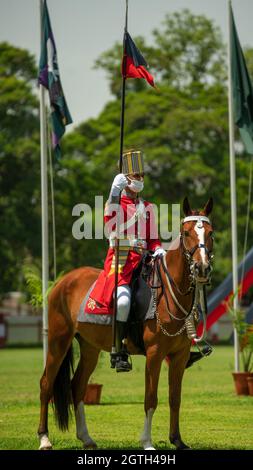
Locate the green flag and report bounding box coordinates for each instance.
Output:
[231,4,253,154]
[38,0,72,157]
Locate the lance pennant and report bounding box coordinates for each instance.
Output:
[122,32,155,88]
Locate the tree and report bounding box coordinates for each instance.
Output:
[95,9,226,97]
[2,10,253,296]
[65,12,225,284]
[0,42,40,294]
[67,10,253,288]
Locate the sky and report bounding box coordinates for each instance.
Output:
[1,0,253,131]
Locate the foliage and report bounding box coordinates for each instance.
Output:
[23,265,43,308]
[1,10,253,298]
[70,10,253,288]
[227,294,253,372]
[94,9,226,97]
[0,42,41,295]
[23,263,64,308]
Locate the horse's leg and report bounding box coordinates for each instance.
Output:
[71,336,100,449]
[168,347,190,450]
[140,346,163,450]
[38,365,52,450]
[38,330,74,450]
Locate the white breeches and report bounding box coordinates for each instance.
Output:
[116,284,131,322]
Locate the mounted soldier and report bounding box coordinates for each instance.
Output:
[37,0,215,451]
[85,150,166,372]
[38,192,214,450]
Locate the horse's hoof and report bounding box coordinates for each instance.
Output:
[83,440,98,450]
[141,441,155,450]
[177,443,191,450]
[170,438,191,450]
[39,434,52,450]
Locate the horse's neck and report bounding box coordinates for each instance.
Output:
[165,242,190,291]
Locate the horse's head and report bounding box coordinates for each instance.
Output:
[181,197,214,284]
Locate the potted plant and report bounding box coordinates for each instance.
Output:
[227,297,253,395]
[84,381,103,405]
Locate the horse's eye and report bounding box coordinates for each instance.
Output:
[184,231,189,237]
[208,231,214,238]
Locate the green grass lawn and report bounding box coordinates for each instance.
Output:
[0,345,252,450]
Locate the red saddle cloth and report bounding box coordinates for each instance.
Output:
[84,248,142,315]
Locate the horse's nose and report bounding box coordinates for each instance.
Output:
[194,262,210,278]
[203,264,211,277]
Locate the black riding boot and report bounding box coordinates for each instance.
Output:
[110,321,132,373]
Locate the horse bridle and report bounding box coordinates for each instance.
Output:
[180,215,214,266]
[149,215,214,340]
[149,215,214,301]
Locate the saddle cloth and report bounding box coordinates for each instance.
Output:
[77,277,156,326]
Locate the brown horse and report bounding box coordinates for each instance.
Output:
[38,197,214,450]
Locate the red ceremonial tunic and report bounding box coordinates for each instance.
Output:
[85,192,161,315]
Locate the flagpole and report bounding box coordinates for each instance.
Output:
[227,0,239,372]
[119,0,128,164]
[40,0,49,367]
[111,0,129,356]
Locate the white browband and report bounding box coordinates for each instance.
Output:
[182,215,211,224]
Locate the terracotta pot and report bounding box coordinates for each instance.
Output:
[247,376,253,396]
[232,372,253,395]
[84,383,103,405]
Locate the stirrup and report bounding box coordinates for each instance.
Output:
[110,351,132,372]
[115,352,132,373]
[185,344,213,369]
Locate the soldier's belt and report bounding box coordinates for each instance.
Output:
[109,238,147,250]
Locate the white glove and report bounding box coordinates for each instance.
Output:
[111,173,128,195]
[152,247,166,258]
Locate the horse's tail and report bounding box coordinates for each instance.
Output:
[53,344,74,431]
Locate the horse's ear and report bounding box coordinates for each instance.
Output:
[183,197,192,216]
[203,197,213,216]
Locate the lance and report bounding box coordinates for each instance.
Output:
[111,0,129,358]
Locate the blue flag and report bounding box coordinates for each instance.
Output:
[38,0,72,155]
